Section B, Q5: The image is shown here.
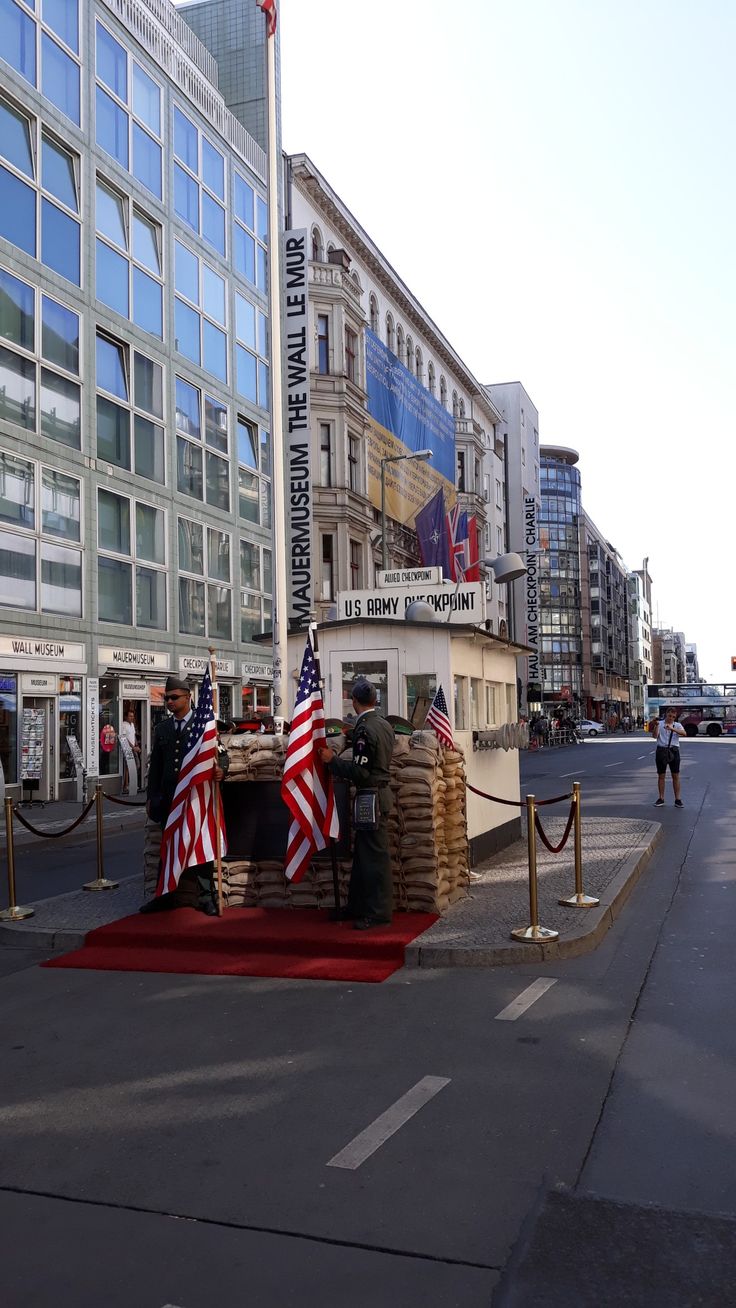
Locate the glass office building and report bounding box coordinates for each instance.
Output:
[538,446,583,711]
[0,0,274,800]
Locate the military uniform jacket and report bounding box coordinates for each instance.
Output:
[329,710,395,814]
[147,715,228,825]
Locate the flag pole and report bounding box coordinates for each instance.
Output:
[309,622,341,912]
[208,646,224,917]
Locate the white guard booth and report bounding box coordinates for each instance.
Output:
[287,611,529,862]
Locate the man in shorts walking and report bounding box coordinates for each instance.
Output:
[654,706,686,807]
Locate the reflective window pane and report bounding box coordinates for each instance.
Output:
[0,269,34,351]
[205,396,227,452]
[206,451,229,512]
[132,212,160,274]
[258,311,268,358]
[96,333,128,399]
[174,165,198,232]
[96,86,129,167]
[202,192,225,255]
[233,175,254,229]
[178,576,204,636]
[178,517,203,574]
[41,541,81,616]
[42,200,80,284]
[234,225,255,283]
[134,352,163,418]
[256,196,268,243]
[0,450,34,527]
[0,165,36,256]
[98,488,129,554]
[203,266,225,325]
[132,123,162,200]
[240,590,261,642]
[134,415,164,484]
[43,0,78,53]
[0,0,36,85]
[96,181,127,247]
[175,377,200,438]
[207,584,231,640]
[259,427,271,476]
[41,468,80,541]
[0,345,35,430]
[98,556,132,624]
[0,97,34,177]
[257,360,269,407]
[0,528,35,610]
[202,138,224,199]
[175,298,200,364]
[41,34,80,124]
[262,548,272,594]
[173,107,197,171]
[43,136,78,212]
[41,368,81,448]
[136,564,165,629]
[236,345,257,404]
[133,267,162,338]
[208,527,230,582]
[135,501,165,564]
[203,320,227,382]
[176,436,202,499]
[235,294,255,347]
[257,245,267,292]
[96,238,129,315]
[96,22,127,101]
[132,63,160,135]
[238,467,258,524]
[260,479,271,530]
[237,418,257,470]
[96,395,130,469]
[240,540,259,591]
[175,241,198,304]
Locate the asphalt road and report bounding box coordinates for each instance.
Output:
[1,825,145,907]
[0,737,734,1306]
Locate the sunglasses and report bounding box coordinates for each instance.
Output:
[164,693,187,702]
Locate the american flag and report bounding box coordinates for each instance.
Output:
[257,0,277,36]
[426,684,455,749]
[157,668,226,895]
[281,636,339,882]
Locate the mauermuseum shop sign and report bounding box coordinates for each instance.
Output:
[338,583,484,624]
[98,646,170,672]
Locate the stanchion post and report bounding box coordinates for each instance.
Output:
[511,794,559,943]
[559,781,599,908]
[0,796,34,922]
[83,786,119,891]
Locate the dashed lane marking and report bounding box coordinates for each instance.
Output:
[560,771,585,777]
[495,978,558,1021]
[605,762,624,767]
[327,1076,451,1170]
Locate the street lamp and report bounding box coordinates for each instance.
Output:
[380,449,433,571]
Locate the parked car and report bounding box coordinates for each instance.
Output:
[576,718,605,737]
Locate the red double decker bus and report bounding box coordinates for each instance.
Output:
[646,683,736,737]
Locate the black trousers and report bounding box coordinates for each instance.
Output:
[346,822,393,922]
[158,863,215,909]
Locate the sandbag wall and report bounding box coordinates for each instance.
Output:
[219,730,470,914]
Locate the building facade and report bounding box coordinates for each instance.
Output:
[537,446,583,713]
[685,642,700,683]
[627,561,652,723]
[580,513,631,721]
[652,628,687,685]
[0,0,275,801]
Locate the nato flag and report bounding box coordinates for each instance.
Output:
[414,488,450,577]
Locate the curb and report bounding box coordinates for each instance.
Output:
[404,822,663,969]
[0,808,147,851]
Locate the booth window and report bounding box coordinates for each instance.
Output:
[406,674,436,728]
[470,678,483,729]
[340,661,388,721]
[485,682,500,727]
[453,676,467,731]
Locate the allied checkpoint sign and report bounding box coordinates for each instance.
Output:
[365,329,456,527]
[337,581,484,624]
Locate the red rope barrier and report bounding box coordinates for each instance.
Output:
[534,802,576,854]
[466,783,574,808]
[12,795,96,839]
[103,793,147,807]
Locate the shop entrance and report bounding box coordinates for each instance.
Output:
[19,696,54,803]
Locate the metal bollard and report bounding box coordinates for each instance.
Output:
[0,796,34,922]
[559,781,599,908]
[83,786,119,892]
[511,795,559,943]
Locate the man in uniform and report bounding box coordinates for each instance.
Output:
[318,679,395,930]
[141,674,227,915]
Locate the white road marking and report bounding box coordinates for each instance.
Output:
[561,771,585,777]
[495,978,558,1021]
[605,762,624,767]
[327,1076,451,1170]
[637,754,647,759]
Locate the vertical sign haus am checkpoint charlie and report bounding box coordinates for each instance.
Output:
[282,230,312,626]
[524,495,540,690]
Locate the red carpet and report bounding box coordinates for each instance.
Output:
[42,908,438,983]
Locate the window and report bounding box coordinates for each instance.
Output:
[235,290,269,406]
[428,361,435,397]
[175,239,227,381]
[440,375,447,408]
[310,225,323,262]
[456,451,466,493]
[240,539,271,641]
[176,377,230,510]
[2,0,80,123]
[178,514,232,639]
[0,100,80,284]
[319,423,332,487]
[453,676,466,731]
[495,478,502,509]
[321,534,334,601]
[236,416,270,527]
[369,294,378,332]
[415,347,423,383]
[0,267,81,448]
[317,313,330,374]
[348,434,359,493]
[233,170,267,291]
[386,312,394,352]
[96,331,165,483]
[174,106,226,256]
[95,22,162,199]
[396,324,404,362]
[350,539,361,588]
[345,326,357,382]
[459,398,466,419]
[96,179,163,337]
[0,447,81,615]
[406,335,413,373]
[97,487,166,628]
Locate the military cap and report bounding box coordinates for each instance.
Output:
[351,679,376,706]
[164,674,191,694]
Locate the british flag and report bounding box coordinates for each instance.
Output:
[446,506,479,582]
[157,668,226,895]
[281,637,340,882]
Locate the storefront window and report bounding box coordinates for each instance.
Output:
[405,674,436,729]
[59,675,81,780]
[0,674,18,783]
[98,675,119,775]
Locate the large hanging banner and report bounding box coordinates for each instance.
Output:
[282,229,312,627]
[365,329,456,527]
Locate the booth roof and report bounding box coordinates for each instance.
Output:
[253,618,532,657]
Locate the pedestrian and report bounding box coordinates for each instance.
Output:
[318,679,395,930]
[531,715,545,750]
[141,675,228,914]
[120,708,141,794]
[654,706,686,808]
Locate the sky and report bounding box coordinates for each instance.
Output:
[278,0,736,680]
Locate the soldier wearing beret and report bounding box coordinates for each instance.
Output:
[318,679,395,929]
[141,674,227,915]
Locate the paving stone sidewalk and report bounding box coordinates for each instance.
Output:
[0,798,147,850]
[0,817,661,965]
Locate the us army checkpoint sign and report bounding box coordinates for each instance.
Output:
[337,582,484,624]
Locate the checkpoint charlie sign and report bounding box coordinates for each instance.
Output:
[337,582,484,624]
